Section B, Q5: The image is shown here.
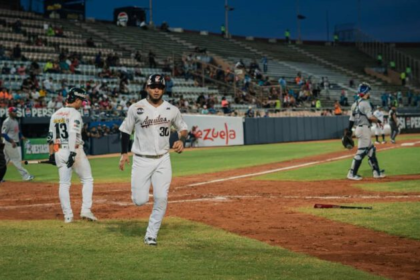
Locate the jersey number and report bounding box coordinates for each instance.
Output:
[159,127,169,137]
[55,123,69,139]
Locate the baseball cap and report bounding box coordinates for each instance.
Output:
[146,74,166,87]
[8,107,17,113]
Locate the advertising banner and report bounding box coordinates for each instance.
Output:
[182,115,244,147]
[22,139,49,160]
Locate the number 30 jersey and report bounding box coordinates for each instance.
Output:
[119,99,188,156]
[48,107,84,146]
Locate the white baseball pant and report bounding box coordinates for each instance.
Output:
[55,146,94,218]
[374,123,384,136]
[3,142,31,180]
[131,153,172,239]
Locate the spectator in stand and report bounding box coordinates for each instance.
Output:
[221,96,231,114]
[12,19,22,33]
[407,91,413,106]
[339,90,349,106]
[260,56,268,73]
[1,63,11,75]
[349,78,355,88]
[397,91,403,104]
[54,25,64,37]
[165,75,174,97]
[111,124,120,134]
[69,58,80,74]
[148,50,157,68]
[47,25,55,36]
[0,88,12,101]
[201,104,209,114]
[0,44,7,60]
[134,51,142,62]
[315,99,322,110]
[400,72,406,86]
[43,77,54,94]
[245,106,254,118]
[334,101,342,115]
[377,53,383,66]
[221,24,226,36]
[55,94,64,109]
[16,64,26,76]
[90,126,101,138]
[30,61,41,75]
[285,29,291,44]
[12,44,22,60]
[86,37,96,48]
[47,96,56,109]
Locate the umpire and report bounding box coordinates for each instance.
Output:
[347,83,385,180]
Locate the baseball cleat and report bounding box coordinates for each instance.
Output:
[144,237,157,246]
[24,175,35,181]
[381,141,386,144]
[391,140,396,144]
[373,170,386,179]
[347,173,363,181]
[80,211,98,221]
[64,216,73,223]
[374,141,380,144]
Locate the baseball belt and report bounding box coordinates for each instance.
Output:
[135,153,167,159]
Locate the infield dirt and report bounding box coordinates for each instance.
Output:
[1,140,420,279]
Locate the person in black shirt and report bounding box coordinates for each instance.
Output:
[389,105,399,144]
[0,134,6,183]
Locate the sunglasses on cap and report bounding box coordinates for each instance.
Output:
[149,84,165,90]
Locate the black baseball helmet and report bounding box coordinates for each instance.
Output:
[146,74,166,87]
[67,87,87,103]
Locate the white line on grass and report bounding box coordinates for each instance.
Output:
[180,146,397,188]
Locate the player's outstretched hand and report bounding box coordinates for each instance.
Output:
[173,140,184,154]
[119,153,130,171]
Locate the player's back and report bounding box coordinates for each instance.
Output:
[50,107,81,145]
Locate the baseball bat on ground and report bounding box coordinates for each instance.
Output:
[314,204,372,210]
[24,160,52,165]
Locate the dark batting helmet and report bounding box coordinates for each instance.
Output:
[146,74,166,87]
[67,88,87,103]
[357,82,372,96]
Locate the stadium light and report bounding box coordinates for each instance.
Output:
[149,0,153,26]
[225,0,234,38]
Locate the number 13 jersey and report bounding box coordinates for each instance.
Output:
[48,107,84,146]
[119,99,188,156]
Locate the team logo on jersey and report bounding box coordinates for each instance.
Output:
[166,107,171,110]
[140,115,171,128]
[74,120,81,128]
[137,108,144,115]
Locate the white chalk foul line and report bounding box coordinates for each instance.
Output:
[181,146,398,189]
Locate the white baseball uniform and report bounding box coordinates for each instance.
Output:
[373,109,385,135]
[119,99,188,239]
[2,116,32,180]
[48,107,94,219]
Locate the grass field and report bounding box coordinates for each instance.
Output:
[299,202,420,240]
[5,140,346,183]
[356,180,420,192]
[2,135,420,279]
[0,218,384,280]
[257,147,420,181]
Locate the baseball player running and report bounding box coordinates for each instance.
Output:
[47,88,97,223]
[347,83,385,180]
[119,74,188,246]
[2,107,34,181]
[373,106,386,144]
[389,105,399,144]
